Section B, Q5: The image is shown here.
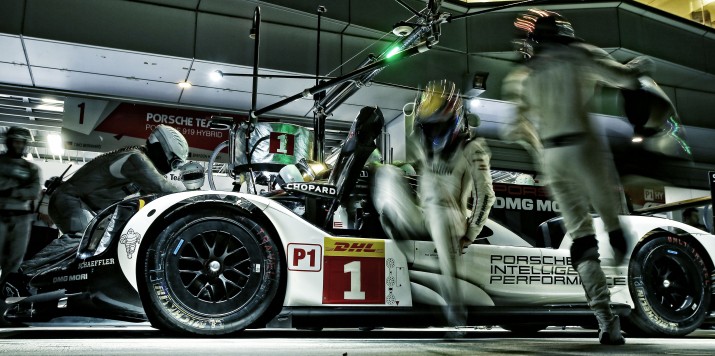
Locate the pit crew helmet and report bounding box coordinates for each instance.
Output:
[146,124,189,174]
[3,126,32,157]
[179,161,205,190]
[413,80,467,156]
[513,9,577,58]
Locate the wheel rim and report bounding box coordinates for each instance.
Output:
[641,246,704,322]
[163,218,265,316]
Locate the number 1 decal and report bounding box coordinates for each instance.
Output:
[276,134,288,154]
[343,261,365,300]
[322,237,385,304]
[268,132,294,155]
[78,102,86,124]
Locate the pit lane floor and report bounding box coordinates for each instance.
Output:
[2,323,715,355]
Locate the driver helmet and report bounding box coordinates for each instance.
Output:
[513,9,577,58]
[413,80,467,157]
[146,125,189,174]
[3,126,32,158]
[179,161,205,190]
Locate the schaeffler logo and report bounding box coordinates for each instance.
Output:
[333,242,377,253]
[120,229,141,259]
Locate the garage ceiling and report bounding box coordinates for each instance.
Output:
[0,0,714,188]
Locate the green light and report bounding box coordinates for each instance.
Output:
[668,116,692,155]
[386,46,400,59]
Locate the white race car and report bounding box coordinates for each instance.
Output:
[5,108,713,337]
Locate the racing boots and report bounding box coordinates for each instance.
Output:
[598,315,625,345]
[575,259,626,345]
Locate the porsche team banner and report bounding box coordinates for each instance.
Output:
[62,97,245,162]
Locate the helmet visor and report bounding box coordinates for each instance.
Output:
[419,115,461,152]
[182,172,205,181]
[169,155,184,171]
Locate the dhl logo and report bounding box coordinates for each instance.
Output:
[334,242,377,252]
[324,237,385,258]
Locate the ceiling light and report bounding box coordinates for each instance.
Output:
[178,81,192,89]
[41,98,63,104]
[468,99,481,112]
[47,133,65,155]
[632,135,644,143]
[392,22,414,37]
[36,104,64,112]
[210,70,223,81]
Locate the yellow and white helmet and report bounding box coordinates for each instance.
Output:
[413,80,467,156]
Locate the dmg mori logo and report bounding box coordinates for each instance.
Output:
[333,242,377,253]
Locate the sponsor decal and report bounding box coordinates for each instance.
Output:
[78,258,116,270]
[323,237,385,304]
[53,273,88,284]
[324,238,384,258]
[120,229,141,259]
[284,183,337,197]
[287,243,322,272]
[491,183,560,212]
[3,283,20,298]
[489,254,626,286]
[153,284,224,330]
[260,234,278,277]
[666,236,710,285]
[493,197,560,212]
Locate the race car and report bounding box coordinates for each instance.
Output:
[3,106,714,338]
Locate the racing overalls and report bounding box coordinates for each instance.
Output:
[49,147,184,234]
[373,138,495,324]
[0,152,41,285]
[502,41,649,336]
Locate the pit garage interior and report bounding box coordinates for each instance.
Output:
[0,0,715,214]
[2,0,715,351]
[1,0,715,193]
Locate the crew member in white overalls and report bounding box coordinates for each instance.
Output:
[502,9,655,345]
[48,125,189,235]
[373,80,495,329]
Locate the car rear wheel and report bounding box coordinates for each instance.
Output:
[140,209,282,336]
[627,235,711,337]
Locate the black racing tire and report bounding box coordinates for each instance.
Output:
[500,324,548,335]
[627,235,711,337]
[139,209,282,336]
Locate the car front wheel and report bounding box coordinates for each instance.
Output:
[140,209,282,336]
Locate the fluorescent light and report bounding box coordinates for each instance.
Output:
[47,133,65,155]
[36,104,64,112]
[632,135,644,143]
[41,98,63,104]
[178,81,192,89]
[210,70,223,81]
[469,99,481,111]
